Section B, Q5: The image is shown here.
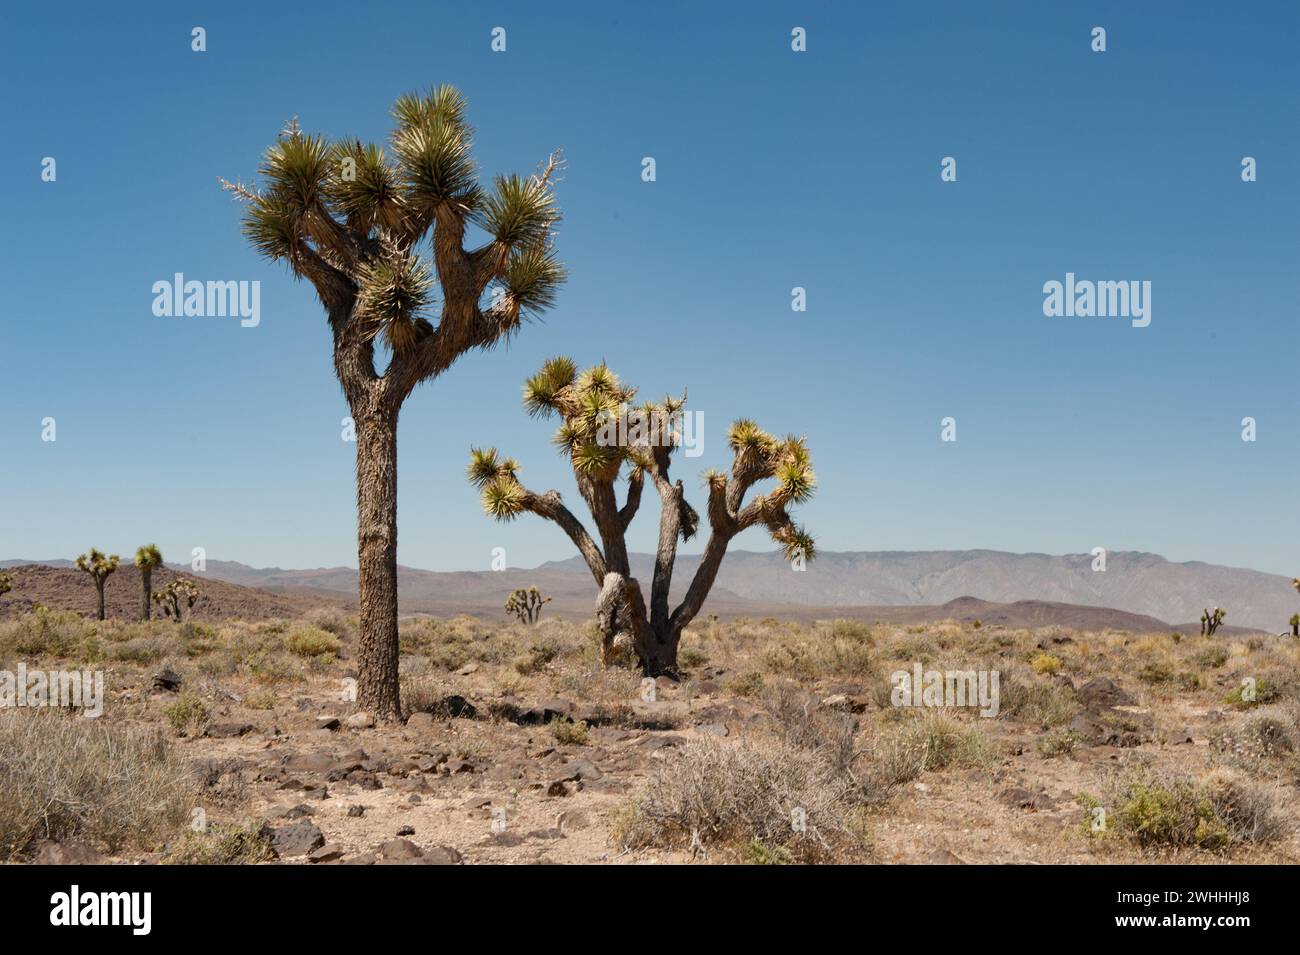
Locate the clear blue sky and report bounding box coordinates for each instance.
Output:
[2,1,1297,575]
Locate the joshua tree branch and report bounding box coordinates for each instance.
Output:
[520,489,607,585]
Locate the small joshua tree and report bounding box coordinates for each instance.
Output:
[1289,613,1299,638]
[505,586,552,625]
[1200,607,1226,637]
[135,544,164,621]
[75,548,120,620]
[154,579,200,622]
[0,573,12,599]
[468,358,815,675]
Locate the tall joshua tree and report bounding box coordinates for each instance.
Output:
[75,548,120,621]
[468,359,816,675]
[222,87,565,721]
[135,544,163,621]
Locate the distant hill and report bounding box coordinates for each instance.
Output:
[0,563,341,621]
[4,548,1291,632]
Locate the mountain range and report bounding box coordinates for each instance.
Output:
[7,549,1290,632]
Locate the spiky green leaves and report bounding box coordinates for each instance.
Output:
[261,130,332,212]
[502,245,566,316]
[772,436,816,505]
[75,548,121,581]
[774,525,816,563]
[355,238,435,353]
[392,85,468,132]
[728,419,776,455]
[134,544,163,570]
[326,140,403,232]
[241,194,301,264]
[523,356,578,417]
[468,448,526,521]
[391,99,478,214]
[480,174,558,247]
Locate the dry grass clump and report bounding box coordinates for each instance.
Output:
[284,624,343,661]
[0,709,194,858]
[999,674,1079,728]
[865,710,1000,791]
[162,820,274,865]
[615,735,870,862]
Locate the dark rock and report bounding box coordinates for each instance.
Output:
[269,821,325,858]
[205,722,255,739]
[347,805,365,818]
[376,838,422,861]
[152,668,183,693]
[308,844,345,864]
[1077,677,1135,710]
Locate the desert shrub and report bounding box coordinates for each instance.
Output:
[0,710,194,858]
[764,685,858,775]
[303,606,350,636]
[827,619,874,643]
[245,689,277,711]
[164,693,209,737]
[108,636,166,664]
[728,671,766,698]
[244,650,302,685]
[1030,653,1062,676]
[1111,772,1286,850]
[615,736,870,862]
[285,625,342,661]
[866,711,998,790]
[1134,660,1174,685]
[678,646,709,669]
[163,820,273,865]
[513,637,560,675]
[1211,714,1295,762]
[1225,679,1282,709]
[1000,676,1079,728]
[1193,645,1230,669]
[0,608,101,661]
[551,718,590,746]
[1037,729,1079,758]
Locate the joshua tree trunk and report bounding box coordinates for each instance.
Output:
[354,407,402,723]
[140,567,152,621]
[95,582,106,621]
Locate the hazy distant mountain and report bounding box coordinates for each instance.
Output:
[12,549,1281,631]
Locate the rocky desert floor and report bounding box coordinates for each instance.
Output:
[2,606,1298,865]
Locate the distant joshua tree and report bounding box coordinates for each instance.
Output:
[1290,578,1300,637]
[134,544,164,621]
[468,359,816,675]
[1200,607,1226,637]
[505,587,552,625]
[0,573,12,598]
[154,579,200,622]
[74,549,120,621]
[221,87,566,722]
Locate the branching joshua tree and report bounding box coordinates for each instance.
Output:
[505,586,552,625]
[1200,607,1226,637]
[74,548,120,621]
[153,579,200,622]
[221,87,566,721]
[468,359,816,675]
[135,544,164,621]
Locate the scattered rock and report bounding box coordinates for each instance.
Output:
[345,712,375,729]
[269,821,325,858]
[347,805,365,818]
[396,825,415,836]
[205,722,255,739]
[317,716,341,732]
[151,668,183,693]
[308,844,345,864]
[376,838,422,861]
[1077,677,1135,710]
